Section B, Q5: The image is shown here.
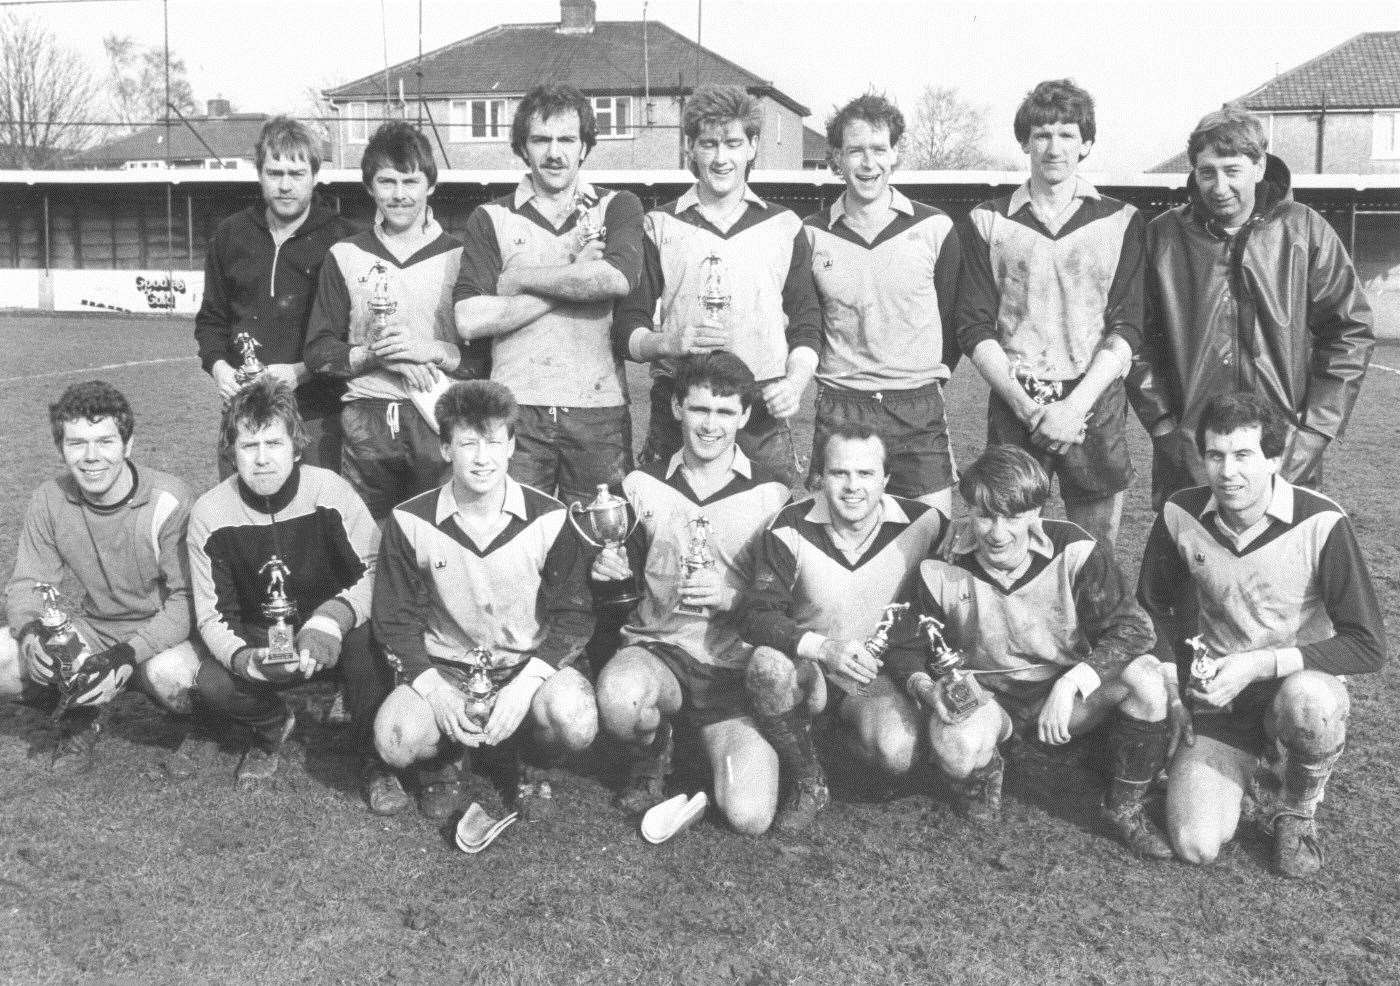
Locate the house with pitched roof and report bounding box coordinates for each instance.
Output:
[70,100,266,171]
[321,0,809,171]
[1154,31,1400,174]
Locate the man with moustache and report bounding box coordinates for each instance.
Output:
[742,423,948,832]
[804,93,962,515]
[453,84,643,507]
[1128,106,1373,505]
[195,116,358,471]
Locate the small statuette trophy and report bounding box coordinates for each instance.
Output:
[459,646,500,727]
[698,252,731,333]
[232,332,266,386]
[569,484,645,608]
[364,261,397,345]
[1010,355,1064,406]
[33,583,92,718]
[919,614,984,722]
[574,193,604,249]
[837,602,910,697]
[1186,634,1229,714]
[677,515,716,617]
[259,555,300,666]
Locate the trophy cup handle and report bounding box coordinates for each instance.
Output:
[567,501,606,550]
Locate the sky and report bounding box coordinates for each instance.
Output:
[19,0,1400,173]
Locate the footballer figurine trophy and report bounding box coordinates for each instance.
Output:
[1186,634,1230,714]
[33,582,92,718]
[839,602,909,697]
[365,261,397,345]
[574,192,604,248]
[678,515,716,617]
[569,484,645,608]
[232,332,266,386]
[259,555,299,666]
[919,614,985,722]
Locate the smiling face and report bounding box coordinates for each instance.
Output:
[1022,120,1091,187]
[1193,148,1266,228]
[1203,424,1279,528]
[672,384,749,467]
[59,416,133,505]
[835,118,897,208]
[368,164,432,235]
[259,153,315,225]
[689,119,759,199]
[442,419,515,501]
[233,418,298,499]
[820,435,888,528]
[970,505,1040,575]
[522,109,585,196]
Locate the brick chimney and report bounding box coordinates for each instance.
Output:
[206,98,231,118]
[559,0,596,34]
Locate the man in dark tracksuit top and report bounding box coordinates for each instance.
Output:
[1128,105,1373,506]
[957,80,1143,549]
[453,84,644,508]
[195,116,358,471]
[612,84,821,488]
[1138,393,1386,878]
[188,379,401,812]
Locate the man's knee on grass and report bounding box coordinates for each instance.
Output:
[929,701,1004,778]
[596,650,665,744]
[134,641,205,715]
[857,711,918,777]
[1272,670,1349,758]
[374,685,442,769]
[1115,655,1170,723]
[745,646,801,718]
[531,666,598,752]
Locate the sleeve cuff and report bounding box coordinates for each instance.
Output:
[795,632,826,662]
[1063,662,1102,699]
[303,613,344,641]
[412,667,448,699]
[518,656,555,683]
[313,598,357,635]
[627,326,652,361]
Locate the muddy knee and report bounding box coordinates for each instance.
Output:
[745,646,798,716]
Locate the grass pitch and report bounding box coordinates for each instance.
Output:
[0,312,1396,985]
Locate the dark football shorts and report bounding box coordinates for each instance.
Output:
[810,381,956,499]
[630,638,749,729]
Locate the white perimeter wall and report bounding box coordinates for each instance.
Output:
[0,270,204,315]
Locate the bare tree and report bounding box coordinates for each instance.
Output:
[104,34,196,133]
[904,85,1004,170]
[0,14,101,168]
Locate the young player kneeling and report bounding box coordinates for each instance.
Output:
[741,424,948,833]
[891,445,1173,859]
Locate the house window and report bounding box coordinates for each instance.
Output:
[348,102,370,144]
[592,96,633,138]
[450,99,511,141]
[1372,111,1400,160]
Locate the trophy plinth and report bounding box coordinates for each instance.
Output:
[677,515,716,618]
[232,332,266,386]
[919,614,983,722]
[699,253,731,331]
[569,484,644,609]
[259,556,300,666]
[363,261,397,345]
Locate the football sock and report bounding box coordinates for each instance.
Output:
[1106,712,1169,810]
[1282,741,1345,817]
[754,706,823,783]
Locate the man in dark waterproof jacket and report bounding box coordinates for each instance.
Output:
[194,115,358,471]
[1128,104,1374,507]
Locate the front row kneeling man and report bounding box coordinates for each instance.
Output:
[371,380,598,823]
[1139,393,1385,877]
[889,444,1175,859]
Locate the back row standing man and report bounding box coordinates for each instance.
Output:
[454,84,644,507]
[614,84,822,489]
[957,80,1143,549]
[195,117,358,471]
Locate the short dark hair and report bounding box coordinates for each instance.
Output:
[255,115,321,173]
[682,84,763,143]
[1187,104,1267,166]
[361,121,437,187]
[816,421,888,475]
[221,377,309,458]
[1013,78,1096,146]
[1195,393,1286,459]
[959,445,1051,517]
[825,91,904,152]
[510,84,597,160]
[49,380,134,447]
[672,351,755,411]
[436,380,519,441]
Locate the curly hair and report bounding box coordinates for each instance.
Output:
[49,380,134,447]
[825,91,904,151]
[510,84,598,160]
[220,377,309,458]
[1013,78,1096,146]
[682,84,763,142]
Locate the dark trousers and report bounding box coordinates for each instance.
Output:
[193,623,393,758]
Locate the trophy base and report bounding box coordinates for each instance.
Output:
[595,577,641,610]
[262,620,300,666]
